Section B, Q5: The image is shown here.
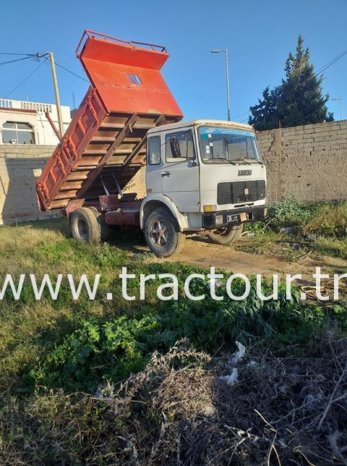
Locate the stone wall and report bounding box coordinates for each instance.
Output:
[0,145,56,225]
[257,120,347,202]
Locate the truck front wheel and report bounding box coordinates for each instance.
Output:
[207,224,243,245]
[70,207,102,244]
[144,207,183,257]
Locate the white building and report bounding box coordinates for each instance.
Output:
[0,98,71,145]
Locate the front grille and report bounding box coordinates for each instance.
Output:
[217,180,266,205]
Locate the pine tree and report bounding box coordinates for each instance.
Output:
[249,36,333,130]
[248,86,280,131]
[278,35,333,127]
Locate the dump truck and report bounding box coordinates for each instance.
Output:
[36,30,267,257]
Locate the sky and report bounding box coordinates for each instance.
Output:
[0,0,346,123]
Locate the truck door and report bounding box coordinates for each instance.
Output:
[161,129,200,212]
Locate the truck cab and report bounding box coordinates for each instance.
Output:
[141,120,267,256]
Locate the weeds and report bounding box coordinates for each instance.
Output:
[0,211,346,464]
[305,202,347,238]
[239,200,347,260]
[25,279,346,393]
[1,336,346,465]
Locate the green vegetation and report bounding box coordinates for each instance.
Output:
[0,203,346,464]
[242,199,347,260]
[305,202,347,237]
[28,284,346,394]
[249,35,333,130]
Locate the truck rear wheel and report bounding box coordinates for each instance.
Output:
[144,207,183,257]
[88,206,110,242]
[70,207,102,244]
[207,224,243,245]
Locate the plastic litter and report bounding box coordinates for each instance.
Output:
[219,341,246,386]
[219,368,239,386]
[230,341,246,365]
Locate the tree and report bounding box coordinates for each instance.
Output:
[249,36,333,130]
[249,86,280,131]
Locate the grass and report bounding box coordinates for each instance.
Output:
[305,202,347,237]
[0,205,346,464]
[0,231,335,394]
[239,199,347,260]
[313,236,347,259]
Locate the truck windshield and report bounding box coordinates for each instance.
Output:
[198,126,261,164]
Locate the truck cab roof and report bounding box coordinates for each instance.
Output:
[147,119,254,134]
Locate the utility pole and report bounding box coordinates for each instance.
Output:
[48,52,65,138]
[211,48,231,121]
[225,49,231,121]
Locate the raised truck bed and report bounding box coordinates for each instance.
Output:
[36,30,182,228]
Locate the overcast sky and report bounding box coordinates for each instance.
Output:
[0,0,346,122]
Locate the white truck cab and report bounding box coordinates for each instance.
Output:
[141,119,267,256]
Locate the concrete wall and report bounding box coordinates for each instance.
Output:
[0,145,56,225]
[257,120,347,202]
[0,120,346,225]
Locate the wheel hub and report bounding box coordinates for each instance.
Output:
[150,219,168,246]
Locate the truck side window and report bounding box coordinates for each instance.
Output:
[165,130,195,162]
[147,136,161,165]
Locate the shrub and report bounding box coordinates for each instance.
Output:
[267,198,320,230]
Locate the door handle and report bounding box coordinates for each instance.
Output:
[161,171,170,177]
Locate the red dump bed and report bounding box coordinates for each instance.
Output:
[37,30,182,211]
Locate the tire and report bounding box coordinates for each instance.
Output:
[70,207,102,244]
[207,224,243,245]
[88,206,110,242]
[144,207,183,257]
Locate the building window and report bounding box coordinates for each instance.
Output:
[2,122,35,144]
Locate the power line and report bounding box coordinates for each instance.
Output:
[5,61,45,98]
[1,52,88,113]
[0,56,34,66]
[316,49,347,75]
[55,61,88,82]
[0,52,34,56]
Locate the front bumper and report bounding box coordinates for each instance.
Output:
[202,205,267,229]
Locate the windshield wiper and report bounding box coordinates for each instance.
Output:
[206,157,238,165]
[239,158,263,165]
[205,157,230,164]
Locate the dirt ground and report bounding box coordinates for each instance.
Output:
[150,236,347,281]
